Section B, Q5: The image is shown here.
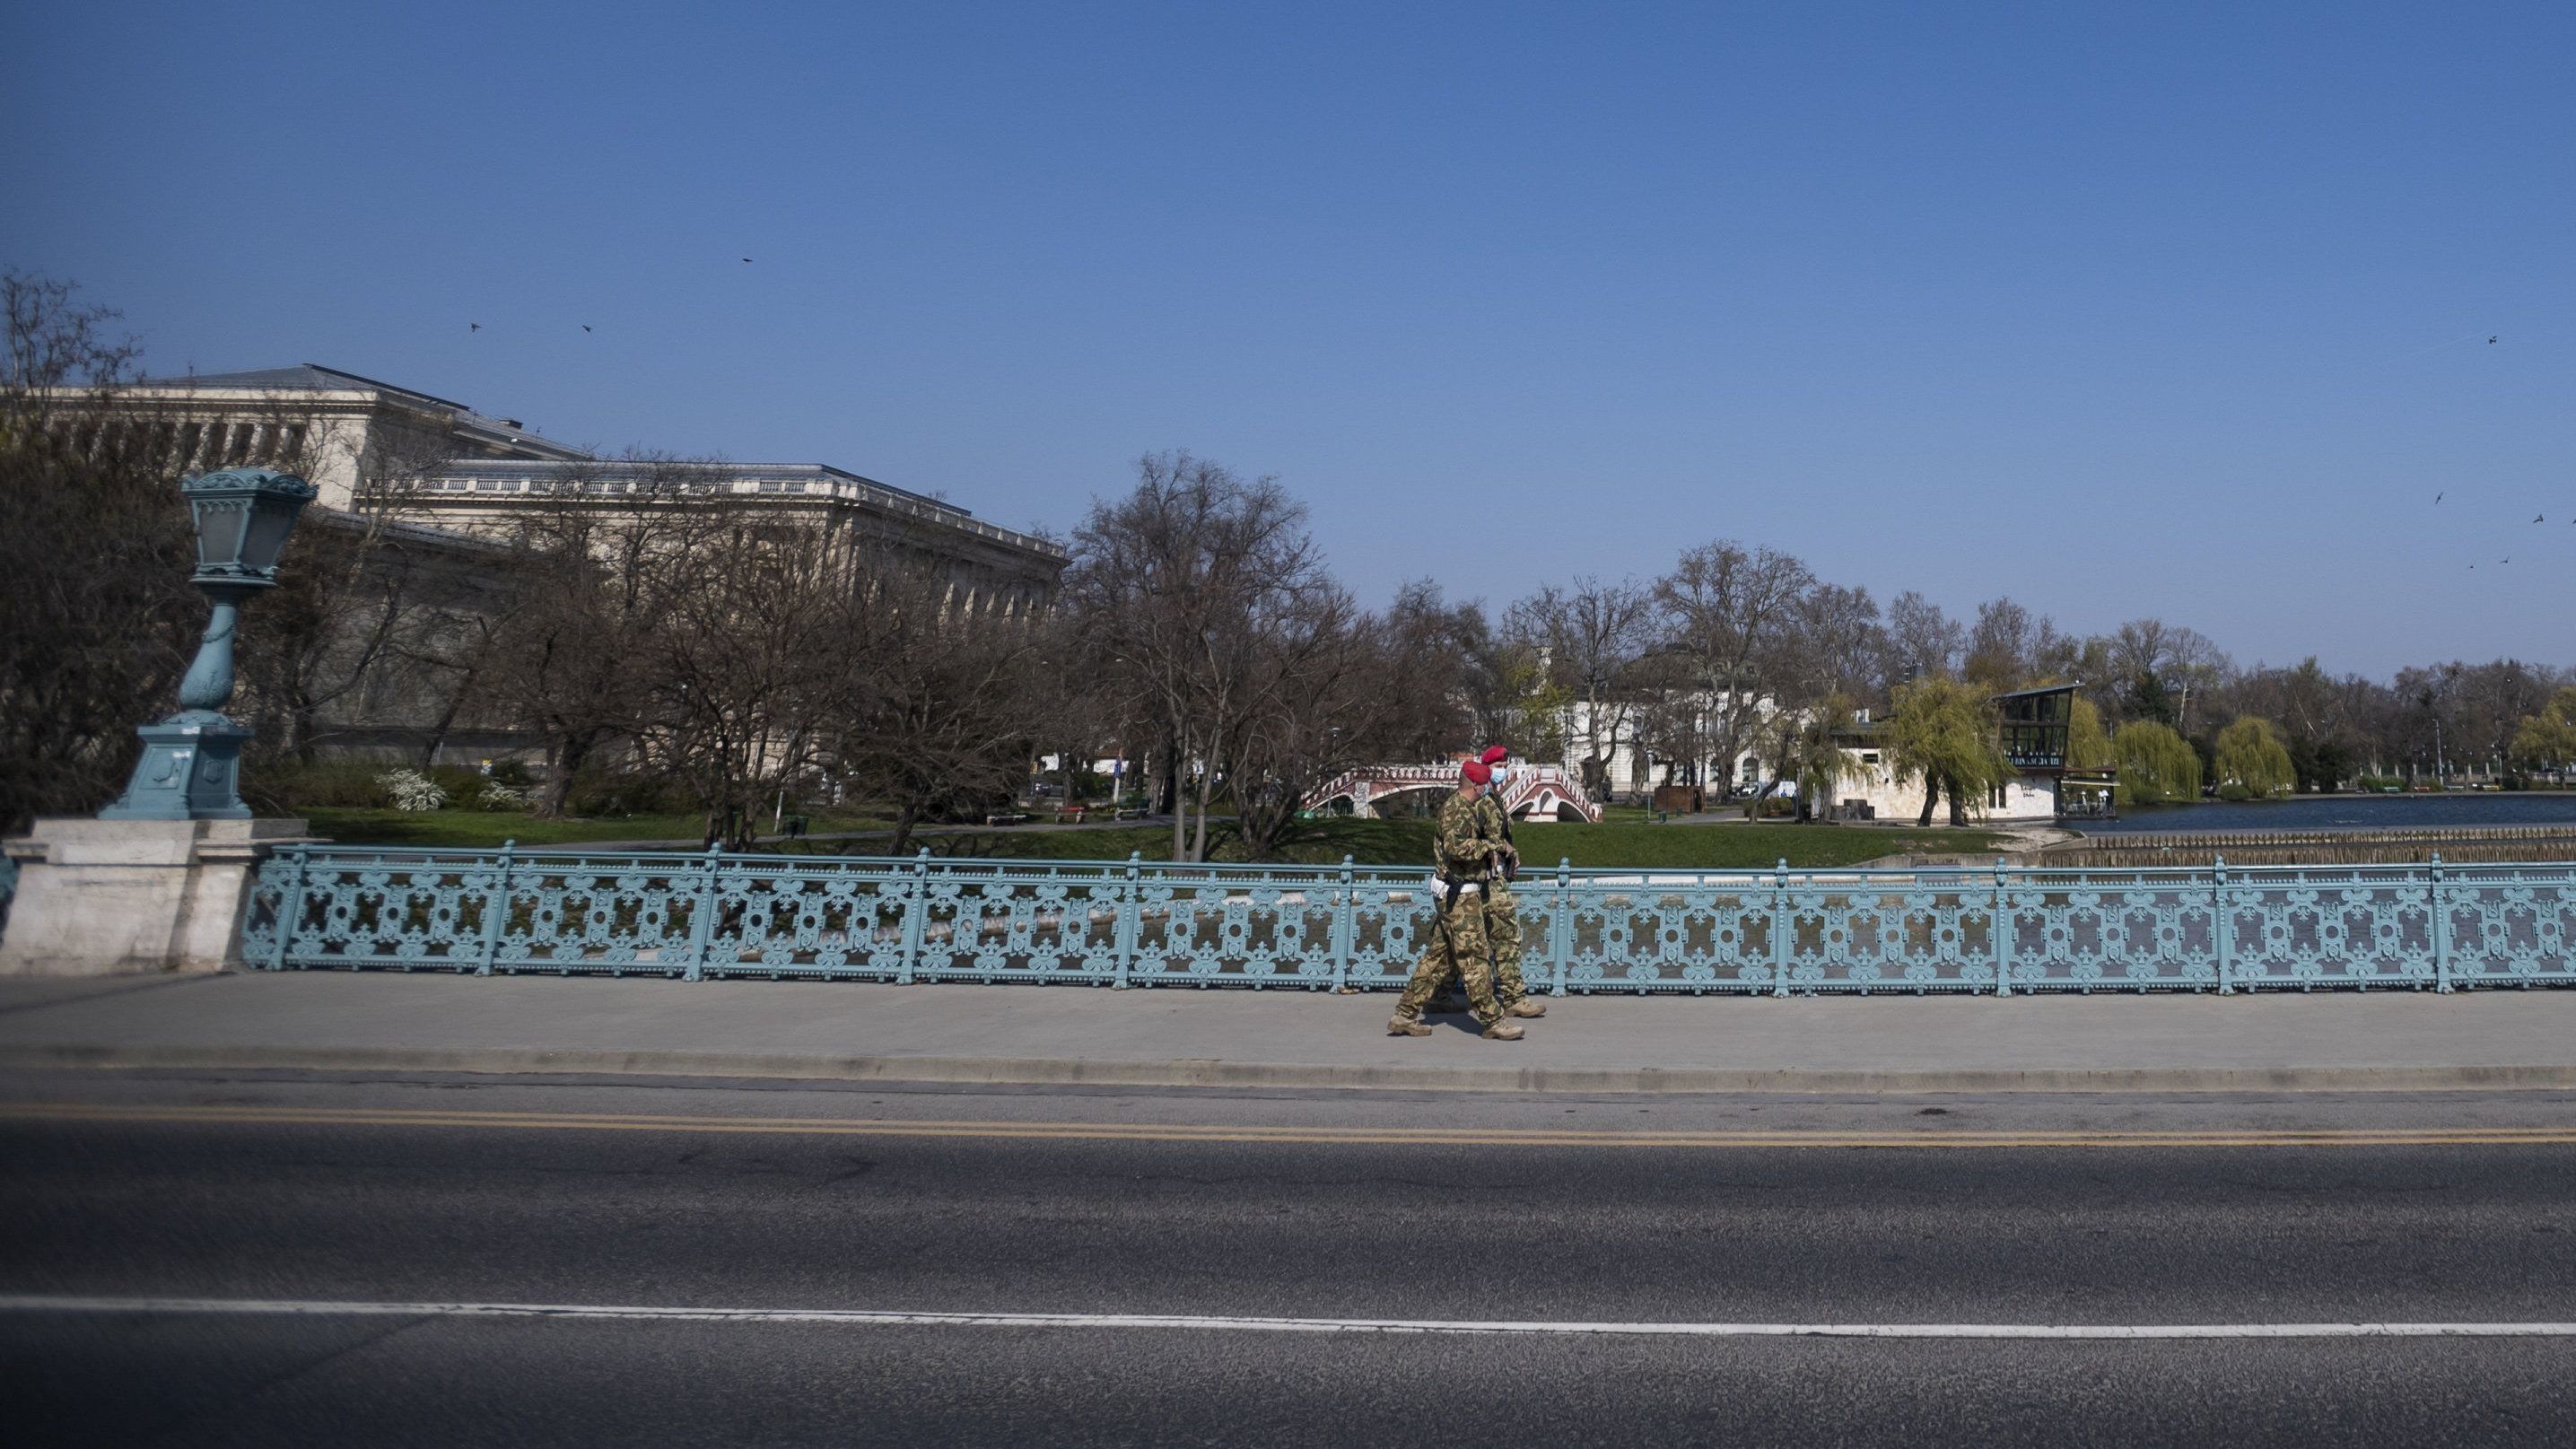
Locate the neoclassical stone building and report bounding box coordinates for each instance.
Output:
[71,363,593,510]
[72,362,1067,603]
[62,363,1066,757]
[406,459,1061,617]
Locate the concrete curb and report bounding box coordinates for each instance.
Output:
[7,1043,2576,1095]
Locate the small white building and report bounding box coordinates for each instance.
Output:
[1819,744,2062,825]
[1819,685,2105,825]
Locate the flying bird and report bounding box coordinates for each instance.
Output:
[2489,336,2499,344]
[582,325,593,333]
[2435,492,2444,503]
[468,322,481,332]
[741,258,754,264]
[2537,514,2547,524]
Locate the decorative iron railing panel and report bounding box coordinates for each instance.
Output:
[238,846,2576,994]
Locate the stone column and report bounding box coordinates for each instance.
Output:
[0,817,310,976]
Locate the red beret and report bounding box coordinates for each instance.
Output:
[1461,760,1491,785]
[1478,746,1509,765]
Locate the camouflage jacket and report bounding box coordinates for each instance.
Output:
[1472,790,1515,849]
[1430,790,1501,880]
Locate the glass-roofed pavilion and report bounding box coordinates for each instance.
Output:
[1995,684,2117,820]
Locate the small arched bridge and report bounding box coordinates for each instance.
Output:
[1303,762,1602,824]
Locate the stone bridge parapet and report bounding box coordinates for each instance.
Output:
[1303,762,1602,823]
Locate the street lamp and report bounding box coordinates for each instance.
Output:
[100,467,319,820]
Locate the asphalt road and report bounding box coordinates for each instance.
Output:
[4,1070,2575,1445]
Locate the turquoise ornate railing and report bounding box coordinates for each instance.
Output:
[236,845,2575,993]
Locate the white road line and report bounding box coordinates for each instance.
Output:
[3,1295,2572,1340]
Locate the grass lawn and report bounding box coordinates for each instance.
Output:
[785,816,2011,870]
[301,807,891,849]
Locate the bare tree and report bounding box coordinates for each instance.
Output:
[1779,581,1883,704]
[473,457,716,816]
[1882,590,1965,686]
[1964,596,2072,690]
[1065,451,1330,862]
[1360,580,1481,764]
[1505,575,1654,791]
[1653,540,1815,787]
[1227,580,1379,859]
[834,553,1051,854]
[0,272,195,830]
[646,513,868,848]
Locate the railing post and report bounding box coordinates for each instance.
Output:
[1114,851,1141,989]
[476,839,514,976]
[1550,857,1572,998]
[2213,854,2232,994]
[266,843,307,971]
[1993,856,2012,998]
[684,842,722,982]
[2431,852,2452,994]
[1771,859,1792,998]
[1330,855,1355,991]
[898,848,929,985]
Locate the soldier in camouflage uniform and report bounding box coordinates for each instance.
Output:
[1472,745,1547,1018]
[1388,760,1524,1040]
[1427,747,1548,1018]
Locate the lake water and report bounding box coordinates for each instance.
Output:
[2082,793,2576,834]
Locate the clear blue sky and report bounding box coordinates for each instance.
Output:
[5,1,2567,676]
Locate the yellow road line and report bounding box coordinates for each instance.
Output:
[3,1101,2573,1148]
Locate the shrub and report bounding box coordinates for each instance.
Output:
[2214,782,2257,802]
[377,768,449,812]
[471,782,531,811]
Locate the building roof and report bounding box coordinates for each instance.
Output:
[127,363,589,460]
[1991,683,2083,701]
[418,458,1065,559]
[134,363,477,413]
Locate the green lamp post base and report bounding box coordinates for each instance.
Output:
[98,711,255,822]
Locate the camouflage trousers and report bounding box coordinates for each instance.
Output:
[1398,887,1503,1026]
[1430,878,1527,1008]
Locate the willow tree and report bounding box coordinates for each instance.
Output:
[2214,716,2295,799]
[1885,679,2014,826]
[2113,720,2200,805]
[2068,694,2116,770]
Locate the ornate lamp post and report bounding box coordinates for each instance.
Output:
[99,468,319,821]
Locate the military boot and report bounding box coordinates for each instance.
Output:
[1480,1019,1525,1041]
[1387,1012,1432,1037]
[1507,998,1548,1018]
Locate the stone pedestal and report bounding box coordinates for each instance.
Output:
[0,816,310,976]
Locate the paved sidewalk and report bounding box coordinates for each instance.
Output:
[5,973,2576,1093]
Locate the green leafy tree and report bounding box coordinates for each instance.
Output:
[2112,720,2201,806]
[1885,678,2015,826]
[2214,716,2295,799]
[2512,686,2576,775]
[1492,644,1572,765]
